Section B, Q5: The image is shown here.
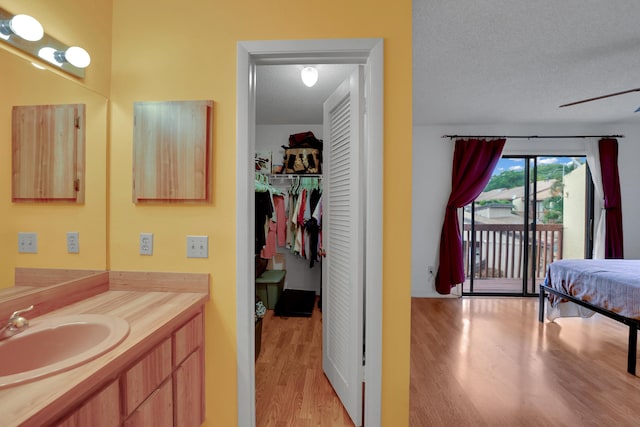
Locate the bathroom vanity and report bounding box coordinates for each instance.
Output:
[0,269,209,427]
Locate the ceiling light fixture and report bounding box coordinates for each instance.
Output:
[301,66,319,87]
[0,14,44,41]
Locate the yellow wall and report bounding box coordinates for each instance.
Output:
[0,0,111,286]
[110,1,412,425]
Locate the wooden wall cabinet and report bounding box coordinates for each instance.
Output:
[12,104,85,203]
[132,100,213,203]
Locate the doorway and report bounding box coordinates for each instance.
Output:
[236,39,383,427]
[253,63,352,423]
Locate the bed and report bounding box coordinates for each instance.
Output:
[538,259,640,375]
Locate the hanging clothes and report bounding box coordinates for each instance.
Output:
[266,175,323,266]
[260,221,277,258]
[274,195,287,247]
[306,189,322,267]
[255,191,273,255]
[286,192,297,250]
[254,174,283,257]
[260,194,287,258]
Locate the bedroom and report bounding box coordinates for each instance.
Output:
[410,1,640,425]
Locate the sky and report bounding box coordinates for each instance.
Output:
[493,156,585,175]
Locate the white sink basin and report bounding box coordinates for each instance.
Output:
[0,314,130,388]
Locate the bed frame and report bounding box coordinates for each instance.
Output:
[539,283,640,375]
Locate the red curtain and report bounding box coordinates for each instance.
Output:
[435,138,506,295]
[599,138,624,259]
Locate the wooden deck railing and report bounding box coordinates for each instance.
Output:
[462,224,563,280]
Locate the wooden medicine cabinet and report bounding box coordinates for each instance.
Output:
[132,100,213,203]
[12,104,85,203]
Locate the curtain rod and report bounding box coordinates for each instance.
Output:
[442,134,624,140]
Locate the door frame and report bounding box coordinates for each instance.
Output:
[236,38,383,427]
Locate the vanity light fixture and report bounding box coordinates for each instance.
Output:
[0,14,44,41]
[0,6,90,78]
[301,66,319,87]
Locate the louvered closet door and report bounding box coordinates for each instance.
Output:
[322,66,364,427]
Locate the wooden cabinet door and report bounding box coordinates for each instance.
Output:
[173,312,203,367]
[133,100,212,202]
[174,348,203,427]
[12,104,85,202]
[123,338,172,416]
[55,380,119,427]
[124,378,173,427]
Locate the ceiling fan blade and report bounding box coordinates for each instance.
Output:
[559,88,640,108]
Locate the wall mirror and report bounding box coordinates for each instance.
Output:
[0,46,108,285]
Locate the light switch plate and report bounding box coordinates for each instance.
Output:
[67,232,80,253]
[187,235,208,258]
[140,233,153,255]
[18,232,38,254]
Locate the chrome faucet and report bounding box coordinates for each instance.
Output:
[0,305,34,341]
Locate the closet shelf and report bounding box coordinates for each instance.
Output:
[269,174,322,179]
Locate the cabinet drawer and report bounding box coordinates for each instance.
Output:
[123,338,172,415]
[55,380,119,427]
[123,378,173,427]
[173,312,203,367]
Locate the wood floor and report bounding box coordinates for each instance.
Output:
[410,297,640,427]
[256,297,640,426]
[255,301,353,427]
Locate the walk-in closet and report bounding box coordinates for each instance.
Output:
[253,63,356,425]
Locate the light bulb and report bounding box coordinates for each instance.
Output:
[8,14,44,41]
[48,46,91,69]
[64,46,91,68]
[38,47,63,66]
[301,67,318,87]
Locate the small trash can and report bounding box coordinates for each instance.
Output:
[255,269,286,309]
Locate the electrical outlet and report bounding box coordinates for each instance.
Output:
[187,235,208,258]
[18,232,38,254]
[67,232,80,253]
[140,233,153,255]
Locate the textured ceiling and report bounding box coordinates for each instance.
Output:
[413,0,640,126]
[256,1,640,127]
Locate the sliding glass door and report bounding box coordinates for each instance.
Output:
[463,155,591,296]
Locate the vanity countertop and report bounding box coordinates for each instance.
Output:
[0,288,208,427]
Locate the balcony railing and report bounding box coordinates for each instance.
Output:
[463,223,563,281]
